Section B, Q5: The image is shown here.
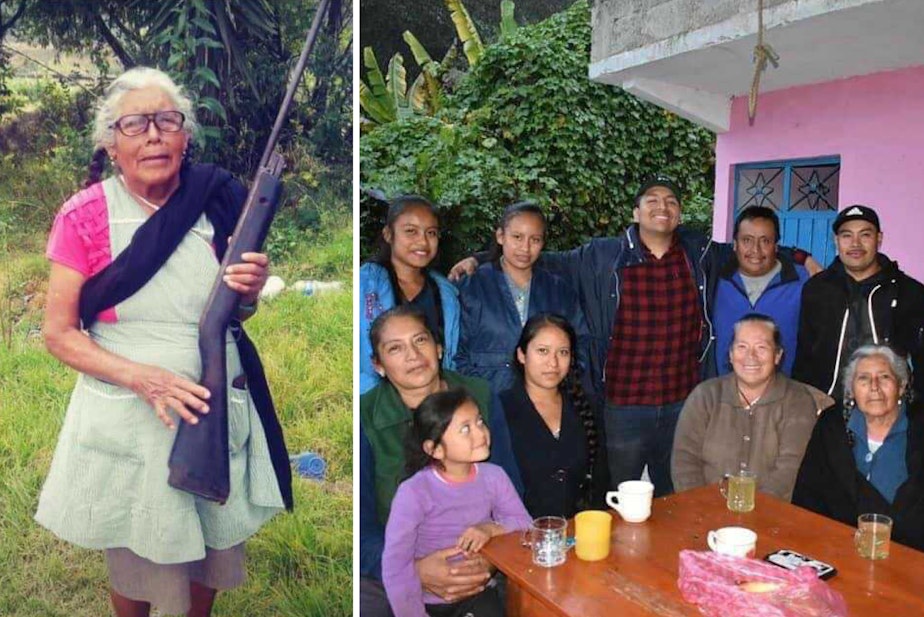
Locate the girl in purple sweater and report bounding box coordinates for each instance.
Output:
[383,388,533,617]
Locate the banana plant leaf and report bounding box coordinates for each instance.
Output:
[445,0,484,66]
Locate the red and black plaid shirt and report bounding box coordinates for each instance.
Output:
[605,237,702,406]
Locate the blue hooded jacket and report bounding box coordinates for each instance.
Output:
[358,261,460,394]
[712,254,810,376]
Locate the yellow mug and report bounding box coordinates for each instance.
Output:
[575,510,612,561]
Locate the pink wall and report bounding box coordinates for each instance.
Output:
[713,64,924,281]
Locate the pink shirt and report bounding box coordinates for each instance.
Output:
[46,183,117,322]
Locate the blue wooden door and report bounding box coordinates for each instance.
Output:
[734,157,840,266]
[779,211,838,266]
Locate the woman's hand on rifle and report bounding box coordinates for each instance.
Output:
[223,250,269,310]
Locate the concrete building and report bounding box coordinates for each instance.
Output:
[589,0,924,278]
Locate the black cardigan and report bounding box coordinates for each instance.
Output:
[500,381,609,518]
[792,400,924,552]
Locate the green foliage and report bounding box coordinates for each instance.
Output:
[499,0,518,39]
[682,192,715,237]
[144,0,288,165]
[360,47,396,125]
[360,0,716,265]
[359,47,416,127]
[297,0,353,165]
[0,46,13,119]
[361,0,497,129]
[265,146,352,268]
[402,31,443,115]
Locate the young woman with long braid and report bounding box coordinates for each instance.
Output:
[499,314,609,518]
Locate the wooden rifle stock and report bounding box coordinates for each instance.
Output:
[167,0,331,502]
[167,162,283,502]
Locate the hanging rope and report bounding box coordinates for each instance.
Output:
[748,0,780,125]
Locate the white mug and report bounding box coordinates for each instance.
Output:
[605,480,654,523]
[707,526,757,558]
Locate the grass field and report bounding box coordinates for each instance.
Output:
[0,166,353,615]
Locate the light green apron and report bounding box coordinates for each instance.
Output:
[35,177,284,564]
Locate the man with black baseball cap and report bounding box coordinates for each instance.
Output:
[794,205,924,400]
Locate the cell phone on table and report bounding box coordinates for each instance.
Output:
[764,549,837,580]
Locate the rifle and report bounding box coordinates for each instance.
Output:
[167,0,332,503]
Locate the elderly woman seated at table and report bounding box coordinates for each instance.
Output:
[672,314,830,501]
[793,345,924,551]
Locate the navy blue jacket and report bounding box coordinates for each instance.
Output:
[535,225,731,401]
[501,381,609,518]
[455,262,591,394]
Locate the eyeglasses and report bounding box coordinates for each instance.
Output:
[111,111,186,137]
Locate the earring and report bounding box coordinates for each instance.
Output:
[376,369,385,377]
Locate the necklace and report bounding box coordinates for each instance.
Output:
[119,175,164,211]
[737,383,764,410]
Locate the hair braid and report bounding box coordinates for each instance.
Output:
[85,148,108,188]
[566,368,597,487]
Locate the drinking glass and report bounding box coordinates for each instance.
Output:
[855,513,892,560]
[720,470,756,513]
[522,516,568,567]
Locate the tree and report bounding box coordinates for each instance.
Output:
[0,0,28,115]
[0,0,26,41]
[10,0,351,176]
[359,0,572,78]
[359,0,495,129]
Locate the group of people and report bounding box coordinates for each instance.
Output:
[359,176,924,617]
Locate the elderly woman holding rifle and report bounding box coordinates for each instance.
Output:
[35,67,290,617]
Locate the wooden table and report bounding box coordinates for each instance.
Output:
[482,485,924,616]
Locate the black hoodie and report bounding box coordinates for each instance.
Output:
[793,253,924,400]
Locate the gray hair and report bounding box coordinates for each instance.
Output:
[842,344,911,402]
[92,67,198,149]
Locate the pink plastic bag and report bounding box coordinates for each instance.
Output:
[677,550,848,617]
